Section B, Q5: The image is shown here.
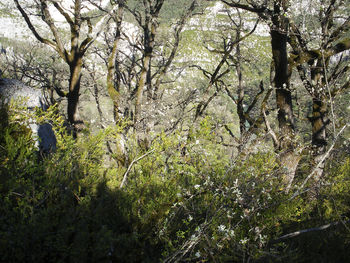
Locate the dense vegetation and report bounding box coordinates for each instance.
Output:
[1,0,350,262]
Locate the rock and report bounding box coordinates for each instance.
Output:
[0,78,56,152]
[0,78,48,109]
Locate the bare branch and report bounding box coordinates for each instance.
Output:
[39,0,67,60]
[221,0,268,15]
[270,220,350,244]
[120,149,155,189]
[291,123,349,199]
[153,0,198,98]
[13,0,58,51]
[52,1,74,26]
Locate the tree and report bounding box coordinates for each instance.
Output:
[13,0,113,134]
[220,0,300,188]
[190,5,267,151]
[98,0,199,132]
[288,0,350,180]
[223,0,295,144]
[107,0,126,123]
[87,0,126,123]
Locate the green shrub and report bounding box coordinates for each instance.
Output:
[2,101,350,262]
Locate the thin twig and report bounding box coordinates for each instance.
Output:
[119,149,155,189]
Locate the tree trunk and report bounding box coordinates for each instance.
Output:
[271,19,295,148]
[312,98,328,150]
[134,54,151,130]
[309,55,329,182]
[107,2,125,122]
[270,1,299,189]
[67,57,83,133]
[134,15,157,130]
[236,40,246,139]
[107,43,121,122]
[310,96,329,186]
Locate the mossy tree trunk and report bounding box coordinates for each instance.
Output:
[107,1,125,123]
[289,1,350,183]
[133,0,165,131]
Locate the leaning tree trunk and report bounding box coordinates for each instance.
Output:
[307,55,329,186]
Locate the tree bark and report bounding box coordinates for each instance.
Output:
[67,57,83,129]
[107,1,125,122]
[311,98,328,151]
[135,54,151,130]
[236,35,245,139]
[270,1,300,190]
[134,0,163,130]
[271,1,295,149]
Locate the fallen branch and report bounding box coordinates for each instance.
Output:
[270,219,350,245]
[120,149,155,189]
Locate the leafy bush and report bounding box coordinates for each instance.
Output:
[1,101,350,262]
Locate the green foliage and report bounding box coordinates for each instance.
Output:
[2,99,350,262]
[3,0,350,262]
[266,156,350,263]
[320,157,350,220]
[0,102,136,262]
